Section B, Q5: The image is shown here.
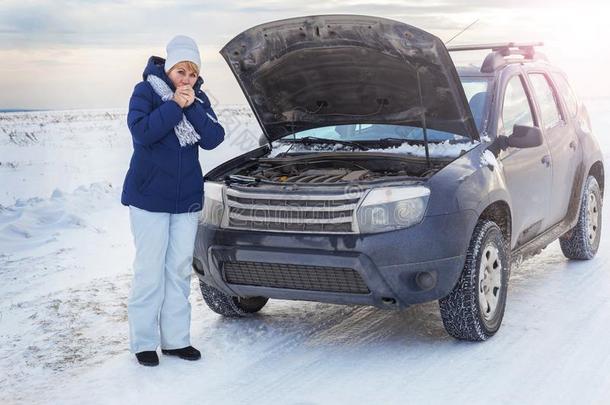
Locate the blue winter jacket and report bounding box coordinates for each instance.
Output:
[121,56,225,213]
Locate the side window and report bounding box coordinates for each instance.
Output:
[552,73,578,118]
[528,73,562,129]
[501,75,534,136]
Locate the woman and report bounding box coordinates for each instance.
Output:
[121,35,225,366]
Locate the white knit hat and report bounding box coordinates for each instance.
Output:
[164,35,201,73]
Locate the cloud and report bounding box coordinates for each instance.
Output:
[0,0,608,108]
[0,0,518,50]
[0,0,237,49]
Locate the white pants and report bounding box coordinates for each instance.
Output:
[128,205,199,353]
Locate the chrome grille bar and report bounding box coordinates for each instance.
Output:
[222,187,364,233]
[226,200,359,212]
[228,212,353,224]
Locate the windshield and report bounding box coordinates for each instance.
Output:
[279,77,489,143]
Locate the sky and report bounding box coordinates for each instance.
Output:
[1,0,609,110]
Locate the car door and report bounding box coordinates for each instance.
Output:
[526,71,580,229]
[497,73,553,248]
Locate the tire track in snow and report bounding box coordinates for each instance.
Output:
[196,302,449,403]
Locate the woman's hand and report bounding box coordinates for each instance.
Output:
[172,92,189,108]
[175,85,195,108]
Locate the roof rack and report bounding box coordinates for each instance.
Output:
[447,42,545,73]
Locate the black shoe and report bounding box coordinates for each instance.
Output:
[135,351,159,366]
[161,346,201,361]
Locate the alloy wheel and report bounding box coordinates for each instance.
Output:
[587,191,599,245]
[479,244,503,321]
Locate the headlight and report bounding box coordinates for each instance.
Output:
[356,186,430,233]
[201,181,225,226]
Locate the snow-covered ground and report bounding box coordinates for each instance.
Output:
[1,100,609,404]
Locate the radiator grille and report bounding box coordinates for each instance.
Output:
[223,261,370,294]
[224,188,363,233]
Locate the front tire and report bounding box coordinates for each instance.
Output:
[439,220,510,341]
[560,176,602,260]
[200,281,268,317]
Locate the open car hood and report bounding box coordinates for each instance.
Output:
[220,15,479,143]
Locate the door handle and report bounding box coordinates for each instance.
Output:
[541,155,551,167]
[569,140,577,150]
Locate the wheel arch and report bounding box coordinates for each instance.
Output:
[588,160,605,197]
[478,200,512,246]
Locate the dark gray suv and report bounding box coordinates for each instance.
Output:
[192,15,604,341]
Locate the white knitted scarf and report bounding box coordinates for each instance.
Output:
[146,74,201,147]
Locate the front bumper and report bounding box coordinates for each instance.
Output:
[193,210,477,309]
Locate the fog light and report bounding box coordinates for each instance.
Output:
[415,271,437,290]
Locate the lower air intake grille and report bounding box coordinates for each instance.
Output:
[223,261,370,294]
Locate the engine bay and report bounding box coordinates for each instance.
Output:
[224,153,447,185]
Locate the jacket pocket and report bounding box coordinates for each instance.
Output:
[137,166,158,193]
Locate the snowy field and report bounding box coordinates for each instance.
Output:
[1,99,609,404]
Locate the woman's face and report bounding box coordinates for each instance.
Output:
[168,62,198,88]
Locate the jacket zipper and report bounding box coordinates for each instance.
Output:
[176,147,182,213]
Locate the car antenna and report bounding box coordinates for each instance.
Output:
[415,68,432,168]
[445,19,479,45]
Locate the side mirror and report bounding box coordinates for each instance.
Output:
[492,125,543,152]
[508,125,543,148]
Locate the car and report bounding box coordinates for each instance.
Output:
[192,15,604,341]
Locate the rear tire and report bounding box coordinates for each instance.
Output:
[560,176,602,260]
[199,281,268,317]
[439,220,510,341]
